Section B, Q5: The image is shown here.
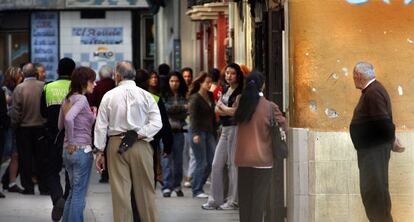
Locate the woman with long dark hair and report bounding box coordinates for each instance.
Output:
[234,70,286,222]
[202,63,244,210]
[161,71,188,197]
[148,71,160,95]
[188,72,217,198]
[1,67,24,194]
[58,67,96,222]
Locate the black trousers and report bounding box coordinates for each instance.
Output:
[16,127,49,193]
[44,127,70,204]
[0,129,4,168]
[238,167,272,222]
[357,143,393,222]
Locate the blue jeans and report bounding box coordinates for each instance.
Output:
[162,132,185,190]
[62,148,93,222]
[3,128,17,156]
[191,131,216,196]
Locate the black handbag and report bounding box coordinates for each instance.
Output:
[269,103,288,159]
[118,130,138,154]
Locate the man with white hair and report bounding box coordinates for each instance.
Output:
[87,65,116,183]
[350,62,402,222]
[94,61,162,222]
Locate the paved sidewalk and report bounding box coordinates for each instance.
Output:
[0,163,239,222]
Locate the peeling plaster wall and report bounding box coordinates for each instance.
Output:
[288,1,414,221]
[289,0,414,130]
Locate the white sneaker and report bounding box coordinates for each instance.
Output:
[201,203,218,210]
[219,202,239,210]
[194,193,208,199]
[183,181,191,188]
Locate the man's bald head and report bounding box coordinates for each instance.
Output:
[22,63,36,78]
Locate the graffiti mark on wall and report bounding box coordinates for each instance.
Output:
[347,0,413,4]
[325,108,339,118]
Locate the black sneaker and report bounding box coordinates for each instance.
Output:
[99,177,109,183]
[21,189,34,195]
[40,190,50,196]
[8,184,23,193]
[175,190,184,197]
[51,198,65,221]
[0,192,5,198]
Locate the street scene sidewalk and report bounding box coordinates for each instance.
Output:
[0,162,239,222]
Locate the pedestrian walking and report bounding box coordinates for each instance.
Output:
[58,67,96,222]
[94,61,162,222]
[350,62,404,222]
[202,63,244,210]
[40,57,76,221]
[234,70,286,222]
[188,72,217,198]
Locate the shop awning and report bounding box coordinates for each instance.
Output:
[186,2,228,21]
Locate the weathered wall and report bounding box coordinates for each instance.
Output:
[289,0,414,130]
[288,129,413,222]
[288,1,414,221]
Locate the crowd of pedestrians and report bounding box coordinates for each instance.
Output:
[0,57,288,222]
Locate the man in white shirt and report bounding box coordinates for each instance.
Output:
[94,61,162,222]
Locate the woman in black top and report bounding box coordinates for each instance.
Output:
[188,72,216,198]
[202,63,244,210]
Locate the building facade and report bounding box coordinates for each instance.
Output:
[0,0,154,81]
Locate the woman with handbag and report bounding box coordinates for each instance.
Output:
[58,67,96,222]
[234,70,286,222]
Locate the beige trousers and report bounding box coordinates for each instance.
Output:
[107,137,159,222]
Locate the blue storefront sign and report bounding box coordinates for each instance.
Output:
[72,27,123,44]
[31,12,59,81]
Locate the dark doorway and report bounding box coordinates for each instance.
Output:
[253,5,286,222]
[0,12,30,72]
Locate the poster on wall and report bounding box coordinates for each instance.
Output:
[31,11,59,81]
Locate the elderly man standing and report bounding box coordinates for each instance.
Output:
[11,63,47,195]
[350,62,402,222]
[87,65,116,184]
[94,61,162,222]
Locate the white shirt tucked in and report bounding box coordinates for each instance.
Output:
[94,80,162,151]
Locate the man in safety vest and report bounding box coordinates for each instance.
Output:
[40,57,75,222]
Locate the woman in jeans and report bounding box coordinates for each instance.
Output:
[202,63,244,210]
[58,67,96,222]
[161,71,188,197]
[234,71,286,222]
[188,72,217,198]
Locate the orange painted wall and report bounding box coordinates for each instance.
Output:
[289,0,414,130]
